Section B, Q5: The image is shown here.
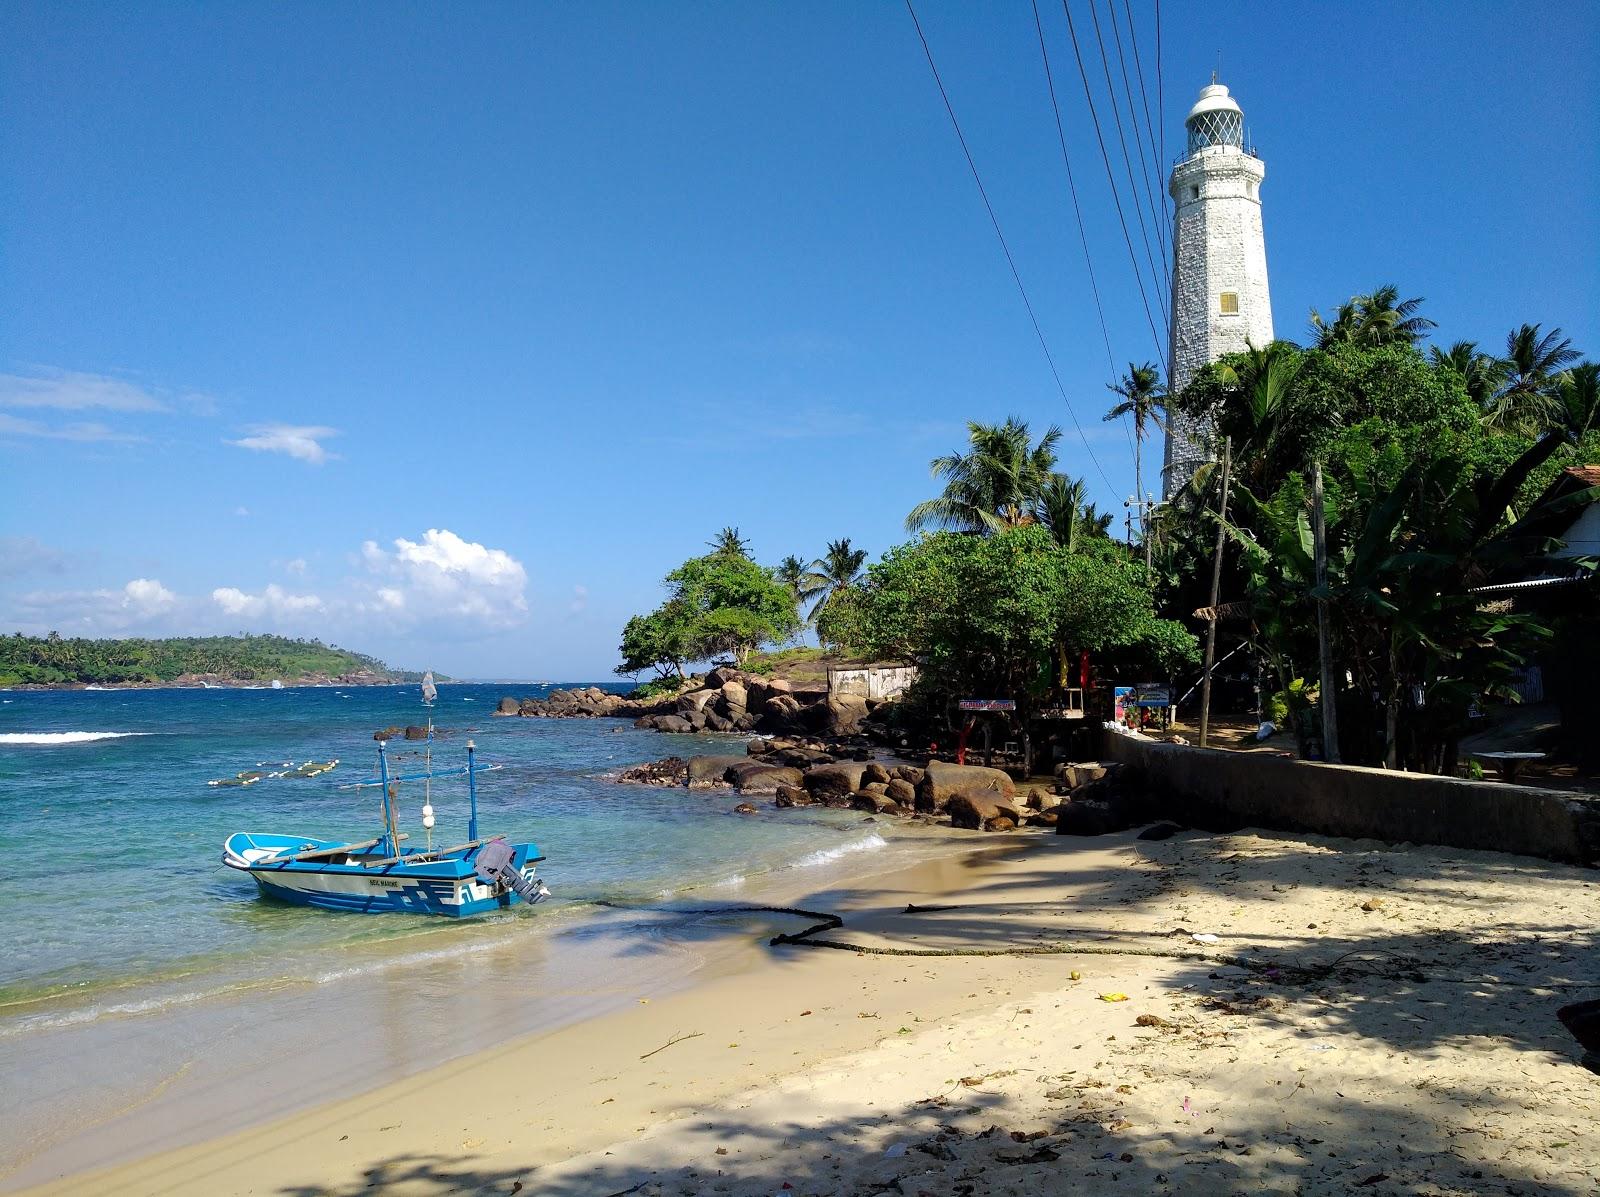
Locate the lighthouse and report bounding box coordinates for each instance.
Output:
[1162,81,1274,499]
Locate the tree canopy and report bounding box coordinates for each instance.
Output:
[616,547,800,677]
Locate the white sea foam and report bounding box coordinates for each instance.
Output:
[0,731,154,746]
[790,832,888,871]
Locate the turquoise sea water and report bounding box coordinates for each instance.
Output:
[0,682,896,1014]
[0,683,969,1185]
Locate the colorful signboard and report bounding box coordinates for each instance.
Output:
[958,698,1017,711]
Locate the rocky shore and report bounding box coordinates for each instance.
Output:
[617,737,1146,835]
[494,666,880,738]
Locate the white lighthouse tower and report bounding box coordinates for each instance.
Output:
[1162,81,1274,499]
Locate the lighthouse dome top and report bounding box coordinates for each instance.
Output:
[1184,82,1246,156]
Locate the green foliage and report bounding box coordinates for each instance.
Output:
[627,674,687,700]
[616,549,801,677]
[741,646,827,676]
[848,527,1194,715]
[0,633,413,687]
[905,417,1062,533]
[1159,288,1598,772]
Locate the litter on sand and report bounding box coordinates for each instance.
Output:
[1098,993,1129,1002]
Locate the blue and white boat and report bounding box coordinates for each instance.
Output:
[222,738,548,917]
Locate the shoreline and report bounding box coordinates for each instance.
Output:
[17,823,1600,1195]
[0,818,979,1192]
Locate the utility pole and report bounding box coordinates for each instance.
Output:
[1311,461,1341,763]
[1143,495,1154,573]
[1198,437,1232,748]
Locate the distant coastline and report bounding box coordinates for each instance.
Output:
[0,632,434,689]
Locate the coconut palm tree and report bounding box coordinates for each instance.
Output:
[799,539,868,622]
[707,527,750,557]
[775,555,808,597]
[1429,341,1507,412]
[1103,362,1165,526]
[1483,324,1581,435]
[1034,474,1094,552]
[905,417,1062,533]
[1308,285,1435,349]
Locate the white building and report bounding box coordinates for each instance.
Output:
[1162,81,1274,499]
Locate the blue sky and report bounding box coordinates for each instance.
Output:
[2,1,1596,679]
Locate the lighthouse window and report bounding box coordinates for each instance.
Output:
[1219,291,1240,315]
[1190,185,1199,199]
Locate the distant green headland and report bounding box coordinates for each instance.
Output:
[0,633,431,688]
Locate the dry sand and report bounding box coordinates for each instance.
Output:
[18,826,1600,1196]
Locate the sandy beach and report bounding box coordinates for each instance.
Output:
[14,822,1600,1196]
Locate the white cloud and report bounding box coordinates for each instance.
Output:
[122,578,176,614]
[227,423,339,465]
[211,584,324,619]
[235,506,251,517]
[0,369,171,413]
[0,413,143,442]
[1,528,524,643]
[9,578,181,634]
[569,584,589,614]
[360,529,528,629]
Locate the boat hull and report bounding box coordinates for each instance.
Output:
[246,867,532,917]
[222,832,544,918]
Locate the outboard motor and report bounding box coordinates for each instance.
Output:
[474,837,550,904]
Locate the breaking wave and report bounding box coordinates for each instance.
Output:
[0,731,154,746]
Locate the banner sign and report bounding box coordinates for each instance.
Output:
[1132,685,1171,707]
[958,698,1016,711]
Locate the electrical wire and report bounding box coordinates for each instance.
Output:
[1028,0,1132,457]
[903,0,1115,491]
[1113,0,1172,283]
[1084,0,1169,328]
[1059,0,1168,373]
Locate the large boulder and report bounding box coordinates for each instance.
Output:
[403,725,430,741]
[617,757,689,786]
[687,755,748,788]
[760,693,804,729]
[677,689,719,715]
[890,765,925,786]
[1054,799,1128,836]
[705,666,738,689]
[1026,787,1062,812]
[861,762,891,786]
[851,790,904,814]
[886,778,917,806]
[654,714,693,735]
[496,696,520,716]
[704,711,735,733]
[685,709,709,731]
[915,761,1016,813]
[775,784,815,808]
[823,694,869,735]
[802,762,869,800]
[719,681,749,716]
[727,760,805,794]
[519,698,542,715]
[1056,761,1117,791]
[743,677,774,710]
[946,790,1025,830]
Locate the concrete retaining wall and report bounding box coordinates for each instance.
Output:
[828,664,917,702]
[1099,727,1600,865]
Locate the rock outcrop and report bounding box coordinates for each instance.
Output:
[915,761,1017,813]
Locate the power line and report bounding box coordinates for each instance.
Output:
[1058,0,1168,372]
[902,0,1115,491]
[1084,0,1169,328]
[1155,0,1168,233]
[1029,0,1136,459]
[1113,0,1172,283]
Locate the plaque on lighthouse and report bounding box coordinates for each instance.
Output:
[1162,81,1275,499]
